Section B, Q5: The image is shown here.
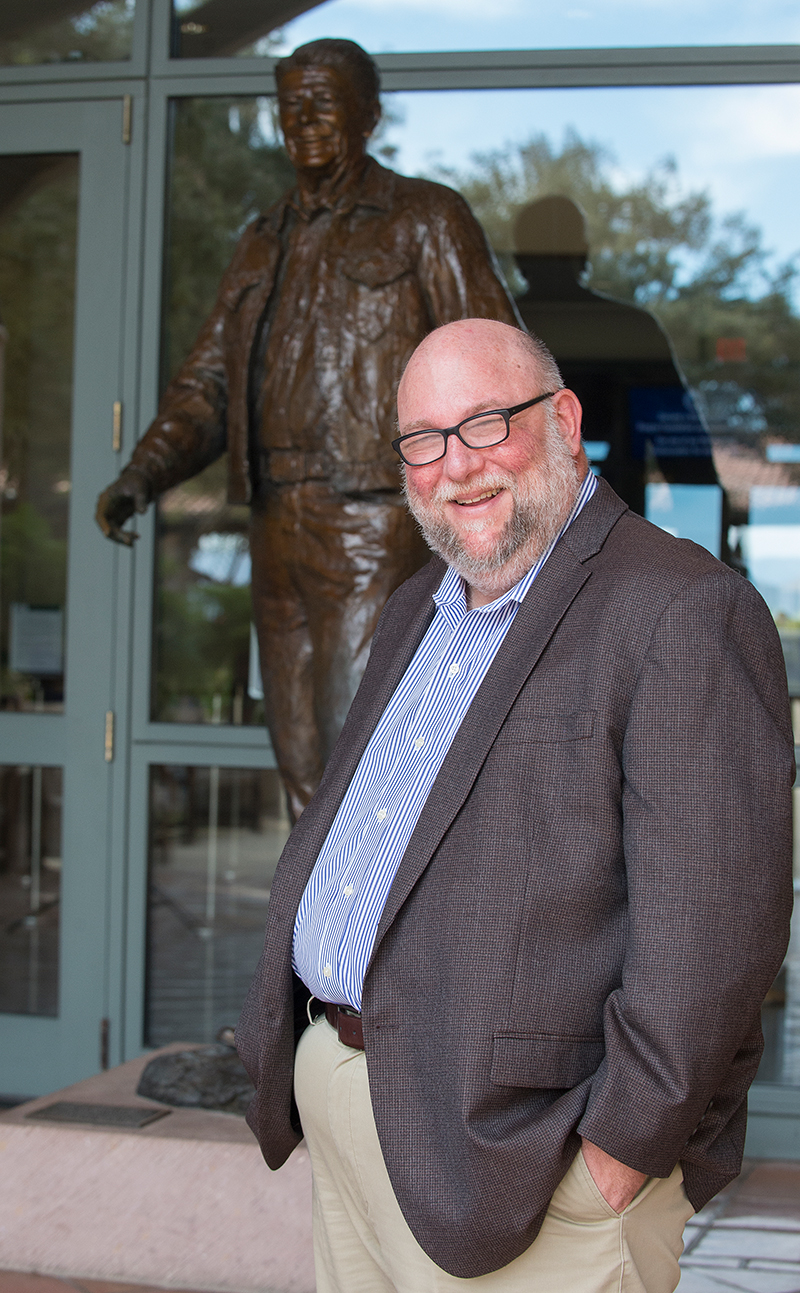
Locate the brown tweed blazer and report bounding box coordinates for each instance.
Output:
[237,478,795,1278]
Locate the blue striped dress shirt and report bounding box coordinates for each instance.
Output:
[292,470,597,1010]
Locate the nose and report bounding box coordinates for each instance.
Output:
[298,94,316,124]
[441,433,487,481]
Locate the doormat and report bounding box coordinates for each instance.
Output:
[25,1101,171,1128]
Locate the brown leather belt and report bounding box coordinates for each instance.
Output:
[325,1002,364,1050]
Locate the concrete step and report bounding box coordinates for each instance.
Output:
[0,1048,314,1293]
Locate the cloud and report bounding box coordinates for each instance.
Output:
[704,87,800,161]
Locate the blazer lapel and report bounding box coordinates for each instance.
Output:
[368,489,625,960]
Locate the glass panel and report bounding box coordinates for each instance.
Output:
[0,765,63,1017]
[145,765,290,1046]
[0,0,134,66]
[378,83,800,571]
[154,461,257,725]
[171,0,800,58]
[152,99,292,725]
[0,154,78,713]
[759,774,800,1086]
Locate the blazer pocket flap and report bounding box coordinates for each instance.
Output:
[502,710,595,742]
[491,1032,604,1088]
[341,250,411,288]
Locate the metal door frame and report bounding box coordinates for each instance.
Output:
[0,93,144,1093]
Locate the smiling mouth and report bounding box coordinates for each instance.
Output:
[452,489,502,506]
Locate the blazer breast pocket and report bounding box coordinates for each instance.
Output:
[503,709,595,743]
[491,1031,604,1089]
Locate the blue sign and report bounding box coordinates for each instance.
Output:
[629,387,712,459]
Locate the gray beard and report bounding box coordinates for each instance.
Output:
[403,417,582,596]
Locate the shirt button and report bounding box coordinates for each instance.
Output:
[448,661,460,677]
[414,736,425,751]
[376,808,387,821]
[343,884,354,897]
[323,964,332,977]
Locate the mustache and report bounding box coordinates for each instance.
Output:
[405,471,516,506]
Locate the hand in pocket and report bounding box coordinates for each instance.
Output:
[580,1139,648,1213]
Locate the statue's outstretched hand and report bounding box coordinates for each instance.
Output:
[95,468,151,546]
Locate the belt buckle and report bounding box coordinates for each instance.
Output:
[336,1008,364,1051]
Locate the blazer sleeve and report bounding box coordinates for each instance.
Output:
[577,568,795,1177]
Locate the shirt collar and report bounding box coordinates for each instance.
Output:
[280,156,394,224]
[432,469,598,617]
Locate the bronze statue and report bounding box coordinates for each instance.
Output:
[96,38,519,820]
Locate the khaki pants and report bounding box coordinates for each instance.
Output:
[294,1015,694,1293]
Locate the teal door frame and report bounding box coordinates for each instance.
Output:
[0,92,145,1094]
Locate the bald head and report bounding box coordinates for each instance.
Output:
[397,320,562,418]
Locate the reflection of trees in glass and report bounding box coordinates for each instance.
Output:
[1,505,67,609]
[431,130,800,448]
[156,574,255,724]
[154,461,256,725]
[161,98,294,384]
[0,159,76,709]
[0,1,134,65]
[154,99,293,725]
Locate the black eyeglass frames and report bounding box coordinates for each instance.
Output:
[392,392,558,466]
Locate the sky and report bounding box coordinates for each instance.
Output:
[272,0,800,52]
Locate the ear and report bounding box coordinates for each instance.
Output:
[552,388,584,458]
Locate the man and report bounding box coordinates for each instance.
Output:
[94,38,518,820]
[237,317,793,1292]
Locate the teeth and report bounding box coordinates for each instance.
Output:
[454,490,499,505]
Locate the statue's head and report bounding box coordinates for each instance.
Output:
[275,39,381,175]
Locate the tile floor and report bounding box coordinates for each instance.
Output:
[680,1160,800,1293]
[0,1157,798,1293]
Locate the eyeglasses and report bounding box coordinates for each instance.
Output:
[392,392,557,466]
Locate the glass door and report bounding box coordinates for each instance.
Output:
[0,97,131,1096]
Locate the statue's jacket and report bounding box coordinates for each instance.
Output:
[126,158,519,501]
[236,480,795,1279]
